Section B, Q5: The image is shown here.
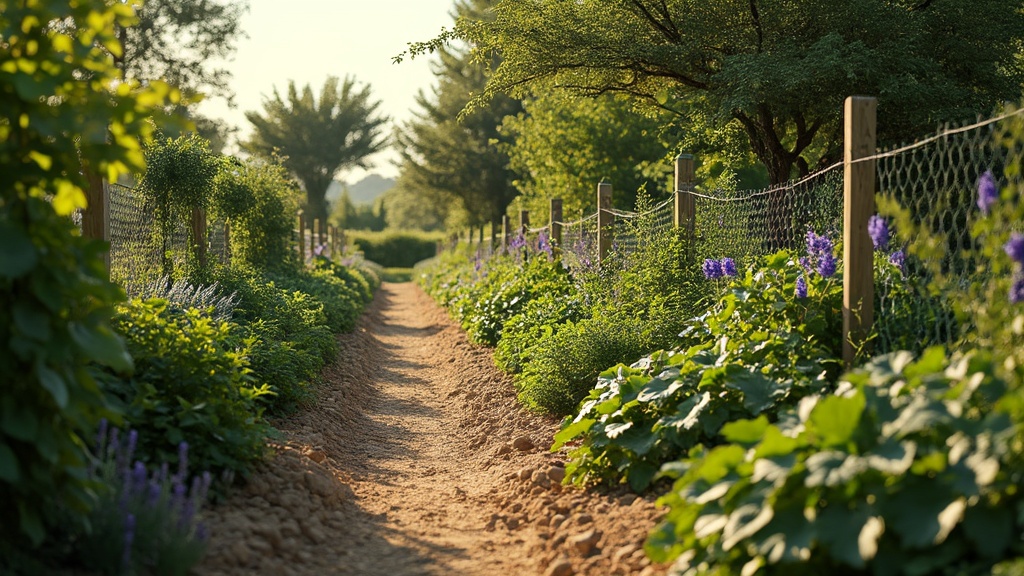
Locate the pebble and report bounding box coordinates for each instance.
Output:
[547,466,566,484]
[512,435,536,451]
[544,557,575,576]
[568,528,601,556]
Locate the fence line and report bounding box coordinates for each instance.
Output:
[448,98,1023,366]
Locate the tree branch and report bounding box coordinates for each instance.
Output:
[749,0,764,53]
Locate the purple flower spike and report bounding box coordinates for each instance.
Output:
[702,259,724,279]
[798,256,812,273]
[1004,232,1024,265]
[868,215,889,251]
[889,249,906,274]
[795,275,808,299]
[977,170,998,214]
[96,418,109,453]
[818,253,837,278]
[122,513,136,570]
[721,258,738,277]
[1011,277,1024,304]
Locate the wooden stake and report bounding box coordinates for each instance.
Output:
[843,96,877,366]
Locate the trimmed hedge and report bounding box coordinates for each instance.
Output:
[347,230,444,268]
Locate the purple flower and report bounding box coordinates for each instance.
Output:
[313,243,326,257]
[795,275,808,299]
[1005,233,1024,265]
[868,215,889,251]
[889,249,906,274]
[798,256,812,273]
[1011,277,1024,304]
[96,418,109,453]
[817,253,837,278]
[122,513,136,570]
[721,258,738,277]
[977,170,998,214]
[702,259,724,279]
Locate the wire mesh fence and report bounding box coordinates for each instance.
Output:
[873,107,1024,353]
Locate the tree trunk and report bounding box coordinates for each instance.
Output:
[301,173,332,246]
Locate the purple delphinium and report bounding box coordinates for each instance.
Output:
[721,257,738,277]
[537,231,553,260]
[799,256,812,273]
[889,249,906,274]
[868,215,889,251]
[977,170,998,214]
[795,275,808,299]
[702,258,724,279]
[1005,232,1024,265]
[1011,277,1024,304]
[818,254,837,278]
[805,229,837,278]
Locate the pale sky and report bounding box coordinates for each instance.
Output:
[196,0,459,181]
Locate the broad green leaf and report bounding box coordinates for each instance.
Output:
[753,426,800,459]
[659,392,711,432]
[751,453,796,486]
[695,445,745,483]
[604,421,633,439]
[616,427,656,456]
[886,481,960,547]
[12,302,50,341]
[757,507,814,563]
[805,451,865,487]
[722,504,774,550]
[865,439,915,475]
[17,500,44,545]
[962,505,1013,558]
[884,395,947,439]
[70,322,133,373]
[0,222,38,279]
[637,377,686,403]
[722,415,770,445]
[627,461,658,492]
[727,369,783,414]
[808,393,865,448]
[37,365,69,409]
[1,402,38,442]
[0,443,20,482]
[552,418,595,449]
[817,505,872,568]
[858,516,884,561]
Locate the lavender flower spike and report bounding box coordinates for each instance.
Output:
[889,249,906,274]
[702,259,724,279]
[868,215,889,251]
[1010,277,1024,304]
[977,170,998,214]
[1005,232,1024,265]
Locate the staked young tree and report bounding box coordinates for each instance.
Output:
[243,76,389,229]
[406,0,1024,186]
[394,0,522,234]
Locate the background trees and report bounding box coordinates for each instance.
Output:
[243,76,389,229]
[413,0,1024,185]
[391,0,522,233]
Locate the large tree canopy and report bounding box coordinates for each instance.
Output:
[394,0,522,233]
[409,0,1024,184]
[243,76,389,228]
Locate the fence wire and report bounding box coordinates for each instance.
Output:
[873,106,1024,353]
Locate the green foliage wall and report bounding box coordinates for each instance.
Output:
[348,230,445,268]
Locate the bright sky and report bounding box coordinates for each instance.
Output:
[196,0,458,181]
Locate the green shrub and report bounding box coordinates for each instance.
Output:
[109,299,273,476]
[269,265,363,333]
[648,349,1020,576]
[348,229,444,268]
[495,288,586,374]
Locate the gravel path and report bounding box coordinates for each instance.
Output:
[196,282,665,576]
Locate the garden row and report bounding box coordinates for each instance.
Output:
[418,136,1024,573]
[4,137,378,575]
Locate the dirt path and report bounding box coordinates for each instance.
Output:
[196,283,665,576]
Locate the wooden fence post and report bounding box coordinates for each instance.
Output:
[597,181,613,263]
[296,210,305,262]
[674,153,696,236]
[843,96,877,367]
[502,214,511,250]
[190,207,207,269]
[82,174,110,276]
[519,210,529,236]
[550,198,563,249]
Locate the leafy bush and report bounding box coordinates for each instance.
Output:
[269,264,364,334]
[0,0,174,550]
[648,349,1020,576]
[348,229,444,268]
[554,250,843,491]
[108,299,273,476]
[494,288,586,374]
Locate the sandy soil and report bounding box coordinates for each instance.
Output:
[195,282,666,576]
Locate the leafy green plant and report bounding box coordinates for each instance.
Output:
[648,349,1020,576]
[0,0,176,549]
[347,229,445,268]
[554,250,842,491]
[108,299,272,476]
[495,288,586,374]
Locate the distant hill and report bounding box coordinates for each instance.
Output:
[326,174,395,206]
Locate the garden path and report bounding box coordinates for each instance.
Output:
[195,282,665,576]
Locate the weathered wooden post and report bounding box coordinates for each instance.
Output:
[81,174,110,275]
[843,96,877,367]
[550,198,563,250]
[190,207,207,269]
[296,210,305,262]
[673,153,696,236]
[502,214,511,251]
[597,181,613,263]
[519,210,529,237]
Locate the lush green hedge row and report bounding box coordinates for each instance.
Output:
[348,229,444,268]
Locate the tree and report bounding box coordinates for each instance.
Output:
[118,0,248,104]
[503,90,678,218]
[395,0,522,234]
[243,76,389,229]
[409,0,1024,185]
